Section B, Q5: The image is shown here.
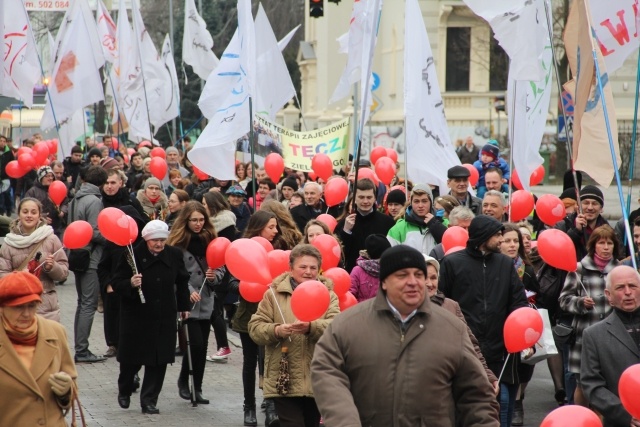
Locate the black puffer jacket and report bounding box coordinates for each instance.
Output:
[439,237,528,376]
[101,187,146,218]
[554,212,608,261]
[337,208,395,272]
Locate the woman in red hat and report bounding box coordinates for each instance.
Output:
[0,271,77,426]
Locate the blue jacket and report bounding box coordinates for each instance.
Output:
[473,157,510,188]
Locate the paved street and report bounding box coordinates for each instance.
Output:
[55,273,564,426]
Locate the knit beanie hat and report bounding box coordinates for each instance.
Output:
[143,177,162,190]
[386,189,406,206]
[165,146,179,156]
[226,184,247,196]
[467,215,504,249]
[580,185,604,206]
[141,220,169,240]
[37,166,54,182]
[379,245,427,284]
[100,157,119,170]
[411,183,433,202]
[559,187,578,202]
[365,234,391,260]
[281,176,299,192]
[481,144,499,161]
[423,255,440,274]
[87,147,102,159]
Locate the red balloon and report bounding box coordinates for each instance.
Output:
[48,181,67,206]
[530,165,545,186]
[6,160,27,178]
[537,229,577,272]
[375,157,396,186]
[369,146,388,165]
[62,220,93,249]
[127,216,138,243]
[225,238,272,285]
[308,170,317,181]
[311,234,341,271]
[509,190,535,222]
[357,167,379,186]
[18,153,36,170]
[251,236,274,253]
[540,406,602,427]
[445,245,465,255]
[150,147,166,159]
[461,164,479,187]
[619,364,640,419]
[97,207,131,246]
[316,214,337,233]
[111,137,119,150]
[441,226,469,252]
[149,157,168,180]
[511,170,524,190]
[47,139,58,156]
[323,267,350,296]
[138,140,152,148]
[264,153,284,183]
[339,291,358,311]
[192,165,209,181]
[127,147,136,156]
[239,281,268,303]
[33,142,49,165]
[206,237,231,269]
[536,194,566,226]
[268,249,290,279]
[324,178,348,207]
[291,280,331,322]
[385,148,398,163]
[504,307,544,353]
[311,153,334,181]
[16,147,32,158]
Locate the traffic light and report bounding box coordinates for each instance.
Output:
[494,95,505,113]
[310,0,324,17]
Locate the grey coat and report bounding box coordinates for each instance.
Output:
[183,249,224,320]
[69,183,106,269]
[581,311,640,427]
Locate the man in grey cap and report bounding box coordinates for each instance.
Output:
[447,165,482,214]
[311,244,499,426]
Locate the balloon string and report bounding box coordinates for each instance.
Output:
[269,287,291,342]
[577,277,590,298]
[191,278,208,310]
[496,353,511,384]
[127,244,145,304]
[31,247,65,273]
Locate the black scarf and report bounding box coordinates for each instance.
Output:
[187,231,207,257]
[615,307,640,350]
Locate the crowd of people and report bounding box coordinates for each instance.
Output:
[0,132,639,427]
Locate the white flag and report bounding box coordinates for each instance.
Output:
[58,109,86,158]
[277,25,300,51]
[41,0,104,131]
[190,31,250,180]
[182,0,219,81]
[154,34,181,128]
[255,4,295,120]
[1,0,40,107]
[330,0,382,127]
[238,0,256,100]
[96,0,118,64]
[590,0,640,73]
[404,0,460,194]
[507,3,553,192]
[0,3,5,94]
[464,0,545,81]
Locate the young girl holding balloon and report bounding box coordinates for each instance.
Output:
[0,198,69,321]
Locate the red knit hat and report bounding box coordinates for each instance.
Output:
[0,271,43,307]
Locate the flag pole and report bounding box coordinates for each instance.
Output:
[249,97,257,211]
[582,0,637,269]
[625,47,640,218]
[293,94,309,132]
[543,0,582,210]
[507,79,516,222]
[351,0,382,212]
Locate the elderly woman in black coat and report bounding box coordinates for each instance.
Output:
[112,220,190,415]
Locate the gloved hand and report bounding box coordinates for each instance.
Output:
[48,372,73,397]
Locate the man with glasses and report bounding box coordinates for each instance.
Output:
[439,215,528,424]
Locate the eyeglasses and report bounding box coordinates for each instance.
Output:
[189,218,205,223]
[147,186,161,191]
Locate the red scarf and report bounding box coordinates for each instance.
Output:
[2,315,38,346]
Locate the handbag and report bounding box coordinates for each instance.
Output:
[552,321,575,347]
[522,308,558,365]
[70,382,87,427]
[68,249,91,272]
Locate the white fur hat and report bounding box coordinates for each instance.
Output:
[141,220,169,241]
